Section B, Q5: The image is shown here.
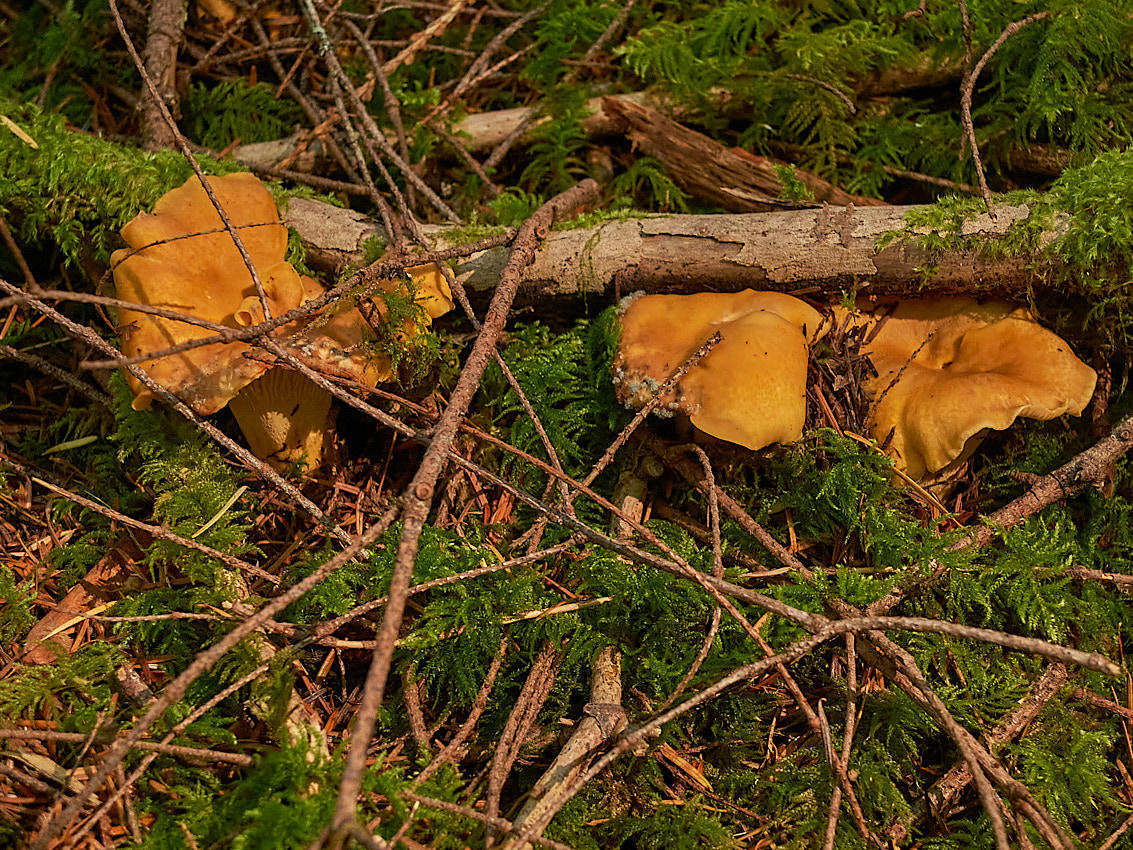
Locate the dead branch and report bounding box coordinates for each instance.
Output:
[889,662,1070,842]
[26,508,401,850]
[285,197,1048,305]
[328,179,602,841]
[486,642,561,846]
[600,96,884,211]
[502,646,625,850]
[0,729,255,767]
[138,0,187,150]
[958,414,1133,549]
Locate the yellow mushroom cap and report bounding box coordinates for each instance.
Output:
[112,173,304,413]
[840,297,1098,479]
[402,263,455,320]
[613,290,826,450]
[111,172,385,470]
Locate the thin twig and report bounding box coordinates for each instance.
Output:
[889,662,1070,843]
[0,215,38,288]
[399,793,575,850]
[587,332,720,488]
[872,633,1011,850]
[110,0,273,318]
[0,345,112,407]
[868,414,1133,615]
[305,0,462,225]
[0,462,280,589]
[653,446,723,714]
[0,729,254,766]
[485,642,560,846]
[0,278,352,550]
[328,180,601,840]
[506,610,1116,848]
[822,634,860,850]
[959,12,1050,214]
[420,3,548,127]
[502,646,625,850]
[27,507,400,850]
[412,636,509,788]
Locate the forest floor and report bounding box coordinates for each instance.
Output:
[3,1,1133,848]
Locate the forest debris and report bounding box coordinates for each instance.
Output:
[502,646,625,850]
[450,52,968,156]
[888,662,1070,842]
[655,742,713,793]
[21,535,144,664]
[138,0,187,151]
[0,114,38,148]
[837,297,1096,479]
[613,290,827,450]
[451,90,678,153]
[600,96,885,211]
[283,196,381,269]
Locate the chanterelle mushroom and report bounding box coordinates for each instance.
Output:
[834,297,1097,479]
[112,172,450,469]
[612,290,827,450]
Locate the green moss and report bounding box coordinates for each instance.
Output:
[138,743,341,850]
[0,642,124,728]
[0,564,36,644]
[481,319,619,478]
[1047,147,1133,339]
[0,0,125,126]
[181,80,304,151]
[874,148,1133,342]
[609,157,690,213]
[435,222,510,246]
[0,97,239,267]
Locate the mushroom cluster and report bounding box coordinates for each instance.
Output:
[612,290,1096,481]
[112,172,452,469]
[612,290,827,450]
[834,297,1097,479]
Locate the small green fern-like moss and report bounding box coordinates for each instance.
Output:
[0,0,121,125]
[482,318,619,481]
[0,97,238,267]
[874,147,1133,343]
[139,742,340,850]
[181,80,304,151]
[1011,702,1121,838]
[0,642,123,729]
[0,564,36,644]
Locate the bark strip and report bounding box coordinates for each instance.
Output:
[600,96,885,211]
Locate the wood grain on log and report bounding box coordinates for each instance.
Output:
[599,96,885,211]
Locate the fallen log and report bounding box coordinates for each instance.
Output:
[283,196,1048,308]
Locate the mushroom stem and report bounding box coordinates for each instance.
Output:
[227,368,333,471]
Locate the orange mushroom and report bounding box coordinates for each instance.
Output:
[613,290,827,450]
[835,297,1097,479]
[112,173,451,469]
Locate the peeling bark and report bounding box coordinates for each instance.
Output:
[599,96,885,211]
[449,52,967,155]
[284,196,1048,308]
[138,0,188,151]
